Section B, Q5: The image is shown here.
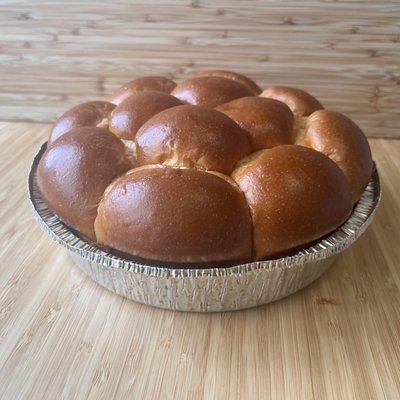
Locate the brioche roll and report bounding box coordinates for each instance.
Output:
[110,76,177,105]
[193,69,262,94]
[260,86,323,117]
[95,166,253,263]
[232,145,352,260]
[135,105,251,174]
[299,110,373,202]
[109,91,182,140]
[37,127,133,240]
[216,97,294,151]
[171,76,254,108]
[49,101,115,143]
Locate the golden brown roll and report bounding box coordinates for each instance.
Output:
[216,97,294,151]
[37,127,133,240]
[171,76,254,108]
[135,105,251,174]
[260,86,323,117]
[49,101,115,143]
[232,145,352,260]
[110,76,177,105]
[298,110,373,203]
[95,166,253,263]
[193,69,262,94]
[109,91,182,141]
[37,67,374,265]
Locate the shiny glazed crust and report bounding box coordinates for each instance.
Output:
[216,97,294,151]
[260,86,323,117]
[50,101,116,143]
[171,76,254,108]
[110,76,177,105]
[37,127,133,240]
[135,105,251,174]
[299,110,373,202]
[38,72,373,264]
[95,166,253,263]
[109,91,182,140]
[232,145,353,260]
[193,70,262,94]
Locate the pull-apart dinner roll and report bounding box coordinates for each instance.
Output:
[95,166,253,264]
[110,76,177,105]
[232,145,353,260]
[109,91,181,140]
[260,86,323,117]
[171,76,254,108]
[135,105,251,174]
[49,101,115,143]
[193,69,262,94]
[38,127,133,240]
[216,97,294,151]
[298,110,373,202]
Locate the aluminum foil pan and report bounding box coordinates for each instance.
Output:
[29,143,381,312]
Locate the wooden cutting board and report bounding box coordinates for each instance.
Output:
[0,121,399,399]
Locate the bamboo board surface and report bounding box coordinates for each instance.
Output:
[0,1,399,138]
[0,121,399,399]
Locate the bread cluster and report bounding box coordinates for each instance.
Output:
[37,70,373,265]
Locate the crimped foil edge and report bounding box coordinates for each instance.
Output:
[28,142,381,279]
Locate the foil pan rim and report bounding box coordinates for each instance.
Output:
[29,142,381,279]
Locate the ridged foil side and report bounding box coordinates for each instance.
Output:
[29,142,381,312]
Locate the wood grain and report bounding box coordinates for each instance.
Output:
[0,120,399,399]
[0,1,399,137]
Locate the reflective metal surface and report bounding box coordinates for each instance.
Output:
[29,143,381,312]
